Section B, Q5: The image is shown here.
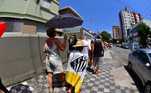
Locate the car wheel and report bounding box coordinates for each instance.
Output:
[144,83,151,93]
[127,62,132,70]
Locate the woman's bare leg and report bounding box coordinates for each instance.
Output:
[48,73,53,93]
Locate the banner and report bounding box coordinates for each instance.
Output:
[66,52,87,93]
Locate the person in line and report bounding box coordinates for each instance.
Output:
[65,39,88,93]
[69,35,77,52]
[86,39,95,73]
[92,35,104,75]
[79,34,93,73]
[43,28,67,93]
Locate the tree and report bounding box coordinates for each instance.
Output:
[100,31,111,42]
[136,23,151,48]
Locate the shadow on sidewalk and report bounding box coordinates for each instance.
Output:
[124,65,143,93]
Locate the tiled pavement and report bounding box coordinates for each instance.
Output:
[8,62,139,93]
[7,50,139,93]
[81,63,139,93]
[80,50,138,93]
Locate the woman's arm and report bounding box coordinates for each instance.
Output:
[89,42,94,62]
[43,42,49,52]
[101,41,104,49]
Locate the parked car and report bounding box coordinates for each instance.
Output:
[122,43,129,49]
[128,49,151,93]
[116,44,122,47]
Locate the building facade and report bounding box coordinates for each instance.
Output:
[0,0,60,85]
[0,0,59,33]
[64,26,94,40]
[0,3,85,86]
[119,8,142,41]
[112,26,122,40]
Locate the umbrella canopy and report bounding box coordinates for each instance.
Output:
[46,14,83,28]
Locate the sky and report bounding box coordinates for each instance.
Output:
[60,0,151,33]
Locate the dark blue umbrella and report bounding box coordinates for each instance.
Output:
[46,14,83,28]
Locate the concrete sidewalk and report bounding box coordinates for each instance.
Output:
[111,67,138,89]
[104,49,112,59]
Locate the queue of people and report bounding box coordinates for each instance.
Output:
[0,28,104,93]
[43,27,104,93]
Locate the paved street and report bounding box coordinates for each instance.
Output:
[111,47,130,67]
[7,48,140,93]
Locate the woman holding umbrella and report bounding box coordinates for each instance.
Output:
[43,28,67,93]
[45,7,84,92]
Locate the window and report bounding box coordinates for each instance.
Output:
[37,23,47,32]
[43,0,51,3]
[40,0,51,9]
[139,51,149,64]
[4,20,23,32]
[149,53,151,57]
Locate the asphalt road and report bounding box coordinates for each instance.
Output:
[111,47,130,67]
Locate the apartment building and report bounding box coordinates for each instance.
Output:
[112,26,122,40]
[119,8,142,41]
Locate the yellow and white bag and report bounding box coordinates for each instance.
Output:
[66,51,88,93]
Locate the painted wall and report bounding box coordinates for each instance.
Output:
[0,0,59,23]
[0,0,61,86]
[0,33,46,85]
[0,32,69,86]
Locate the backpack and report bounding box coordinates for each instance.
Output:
[93,39,104,57]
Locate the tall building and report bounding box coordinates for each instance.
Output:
[112,26,122,40]
[119,8,142,41]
